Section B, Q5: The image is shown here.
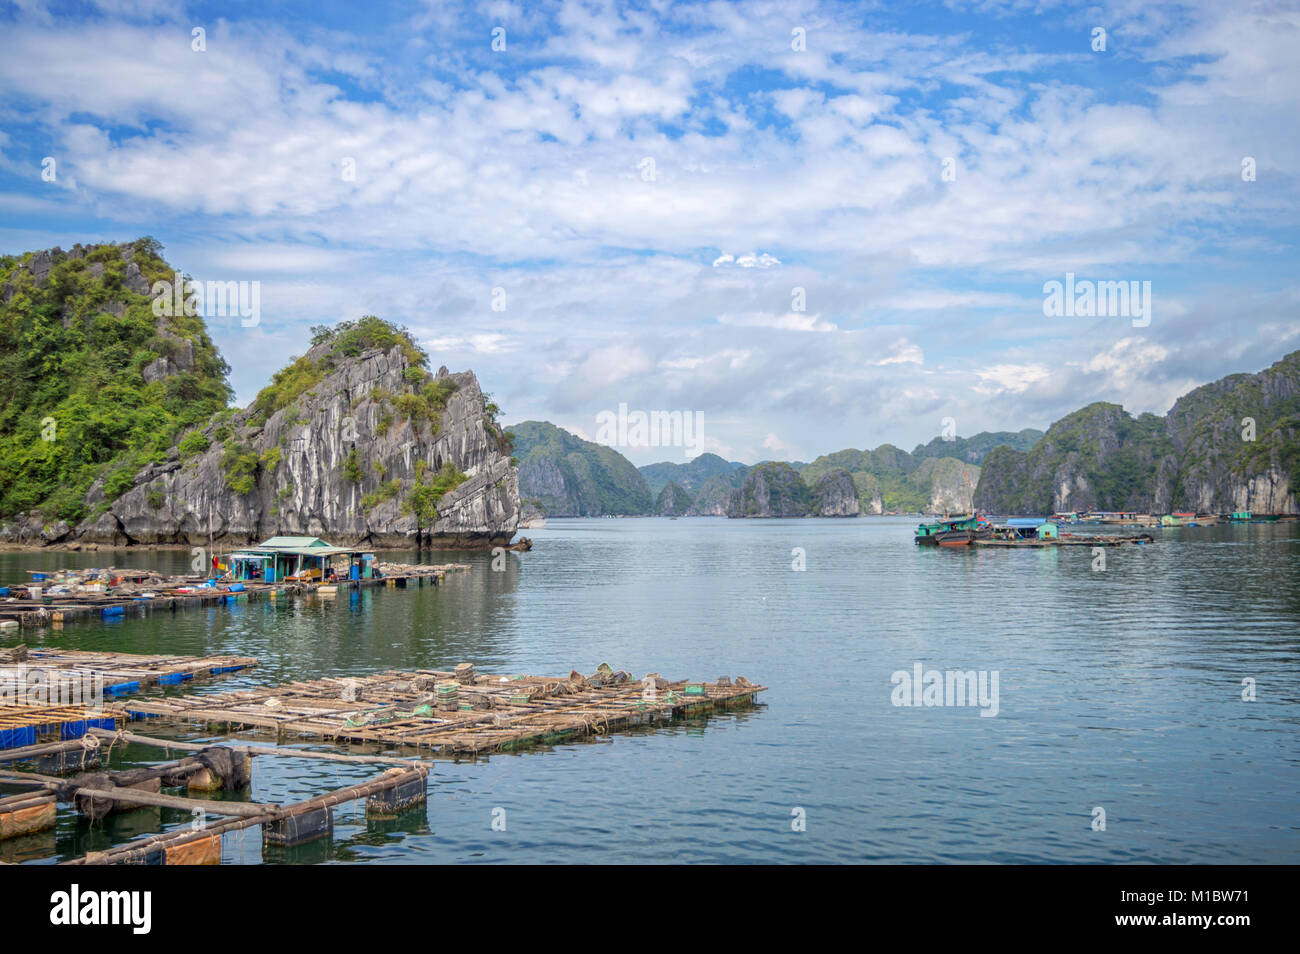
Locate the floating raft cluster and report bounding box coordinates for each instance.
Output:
[0,726,433,864]
[0,657,766,864]
[123,663,766,755]
[0,562,471,629]
[0,646,257,704]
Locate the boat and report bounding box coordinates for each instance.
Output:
[1229,511,1252,522]
[915,514,987,546]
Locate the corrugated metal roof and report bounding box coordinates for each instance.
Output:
[258,536,332,548]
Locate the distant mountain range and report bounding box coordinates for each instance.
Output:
[510,350,1299,519]
[510,422,1041,518]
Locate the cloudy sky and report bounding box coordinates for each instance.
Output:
[1,0,1297,465]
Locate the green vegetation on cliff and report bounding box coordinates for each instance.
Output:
[798,444,978,513]
[975,352,1300,514]
[511,420,653,516]
[911,428,1043,464]
[0,239,231,523]
[640,453,746,496]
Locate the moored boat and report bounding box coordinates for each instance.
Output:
[915,514,987,546]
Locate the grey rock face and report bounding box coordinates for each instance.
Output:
[809,468,860,516]
[123,262,151,295]
[69,345,520,548]
[654,481,693,516]
[727,462,814,517]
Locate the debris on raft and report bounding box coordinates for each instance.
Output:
[120,663,766,755]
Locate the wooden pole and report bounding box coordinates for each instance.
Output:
[84,728,434,767]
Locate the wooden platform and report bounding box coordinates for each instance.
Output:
[0,565,469,629]
[0,647,256,698]
[122,666,766,755]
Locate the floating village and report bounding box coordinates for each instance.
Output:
[0,534,765,864]
[913,509,1289,547]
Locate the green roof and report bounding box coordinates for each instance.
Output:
[257,536,333,548]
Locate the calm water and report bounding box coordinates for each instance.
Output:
[3,517,1298,864]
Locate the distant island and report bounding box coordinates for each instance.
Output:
[513,353,1299,518]
[512,419,1042,519]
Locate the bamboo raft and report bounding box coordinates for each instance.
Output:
[0,725,435,862]
[122,664,766,755]
[0,703,125,751]
[0,647,257,699]
[1058,533,1155,546]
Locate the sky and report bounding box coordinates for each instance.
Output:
[0,0,1297,466]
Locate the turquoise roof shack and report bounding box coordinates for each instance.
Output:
[228,537,376,584]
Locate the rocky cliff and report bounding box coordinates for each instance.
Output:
[0,239,230,527]
[686,474,740,515]
[727,462,814,517]
[511,420,652,516]
[640,452,747,496]
[654,481,693,516]
[808,468,861,516]
[1,310,520,547]
[104,346,514,547]
[797,444,977,513]
[974,351,1300,514]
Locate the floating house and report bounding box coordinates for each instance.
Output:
[228,536,377,584]
[979,518,1059,546]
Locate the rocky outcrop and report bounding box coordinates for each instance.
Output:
[918,458,980,513]
[809,468,860,516]
[639,453,747,496]
[727,462,813,517]
[512,420,652,516]
[911,429,1043,465]
[53,345,519,548]
[799,445,974,513]
[686,474,737,516]
[975,350,1300,514]
[654,481,693,516]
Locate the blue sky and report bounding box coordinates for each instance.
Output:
[1,0,1297,465]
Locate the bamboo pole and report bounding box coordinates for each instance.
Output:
[73,787,273,818]
[83,727,431,767]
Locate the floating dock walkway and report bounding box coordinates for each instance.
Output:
[0,564,469,630]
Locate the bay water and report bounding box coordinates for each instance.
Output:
[2,516,1297,864]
